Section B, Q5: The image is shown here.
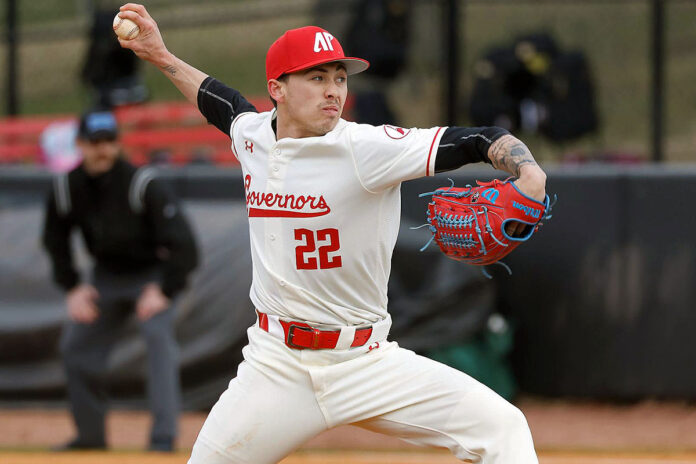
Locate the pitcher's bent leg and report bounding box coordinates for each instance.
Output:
[353,349,537,463]
[188,349,328,463]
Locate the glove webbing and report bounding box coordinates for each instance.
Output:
[415,180,512,278]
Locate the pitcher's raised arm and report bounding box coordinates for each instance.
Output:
[115,3,207,105]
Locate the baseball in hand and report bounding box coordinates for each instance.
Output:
[113,14,140,40]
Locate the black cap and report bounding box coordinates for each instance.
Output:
[78,110,118,141]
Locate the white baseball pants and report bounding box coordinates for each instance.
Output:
[188,325,538,464]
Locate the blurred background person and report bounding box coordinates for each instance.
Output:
[344,0,412,125]
[314,0,412,126]
[81,7,149,107]
[41,108,199,452]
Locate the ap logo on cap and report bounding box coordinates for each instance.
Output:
[265,26,369,81]
[314,32,335,52]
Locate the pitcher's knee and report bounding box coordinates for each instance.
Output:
[494,402,531,439]
[484,401,536,461]
[453,390,536,461]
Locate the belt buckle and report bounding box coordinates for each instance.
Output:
[286,323,318,350]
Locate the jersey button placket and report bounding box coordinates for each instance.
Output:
[269,145,285,179]
[266,143,287,293]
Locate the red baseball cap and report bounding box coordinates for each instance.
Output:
[266,26,370,81]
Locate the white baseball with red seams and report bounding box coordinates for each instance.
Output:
[231,110,444,326]
[112,14,140,40]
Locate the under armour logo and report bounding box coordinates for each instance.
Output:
[245,140,254,153]
[314,32,335,52]
[368,341,380,351]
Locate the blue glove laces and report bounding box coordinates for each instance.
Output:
[414,179,512,278]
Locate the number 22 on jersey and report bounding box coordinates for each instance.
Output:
[294,228,342,270]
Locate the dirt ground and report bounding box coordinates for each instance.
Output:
[1,451,696,464]
[2,397,696,463]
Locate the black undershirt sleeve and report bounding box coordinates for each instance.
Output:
[434,126,510,173]
[197,77,258,137]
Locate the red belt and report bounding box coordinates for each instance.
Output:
[256,310,373,350]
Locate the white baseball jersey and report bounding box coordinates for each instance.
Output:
[229,109,445,326]
[191,77,538,464]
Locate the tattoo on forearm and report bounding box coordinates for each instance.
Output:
[488,135,538,177]
[160,65,177,76]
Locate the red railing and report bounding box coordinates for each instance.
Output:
[0,97,274,166]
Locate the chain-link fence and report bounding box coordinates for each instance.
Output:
[2,0,696,162]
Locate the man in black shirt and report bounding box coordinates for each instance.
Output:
[42,109,199,452]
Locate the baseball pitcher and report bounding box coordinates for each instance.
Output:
[117,4,545,463]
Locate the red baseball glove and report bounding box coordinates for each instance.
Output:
[419,178,552,274]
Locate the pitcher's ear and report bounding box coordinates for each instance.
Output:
[268,79,286,104]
